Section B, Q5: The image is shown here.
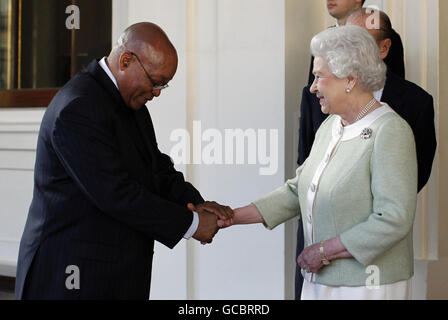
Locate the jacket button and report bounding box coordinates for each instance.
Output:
[311,183,317,192]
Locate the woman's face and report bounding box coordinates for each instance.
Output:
[310,56,348,115]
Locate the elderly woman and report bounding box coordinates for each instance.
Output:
[221,25,417,300]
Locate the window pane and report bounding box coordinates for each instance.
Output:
[0,0,112,90]
[20,0,71,88]
[72,0,112,73]
[0,0,13,89]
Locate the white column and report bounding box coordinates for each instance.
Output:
[188,0,286,299]
[382,0,440,299]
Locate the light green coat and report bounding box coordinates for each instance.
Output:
[253,110,417,286]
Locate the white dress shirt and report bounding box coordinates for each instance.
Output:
[98,57,199,239]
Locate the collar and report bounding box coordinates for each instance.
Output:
[373,87,384,101]
[332,103,394,141]
[99,57,119,90]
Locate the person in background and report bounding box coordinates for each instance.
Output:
[346,9,436,191]
[307,0,405,83]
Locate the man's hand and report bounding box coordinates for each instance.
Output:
[192,211,219,244]
[188,201,234,245]
[187,201,234,225]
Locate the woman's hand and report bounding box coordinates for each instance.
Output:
[297,237,353,273]
[297,242,324,274]
[187,201,234,223]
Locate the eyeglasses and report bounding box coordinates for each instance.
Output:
[129,52,169,91]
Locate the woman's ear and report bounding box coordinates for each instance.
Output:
[346,76,357,92]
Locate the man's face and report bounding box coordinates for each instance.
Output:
[327,0,363,21]
[118,50,178,111]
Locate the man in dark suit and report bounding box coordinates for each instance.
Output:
[295,9,436,299]
[15,22,232,300]
[308,0,405,84]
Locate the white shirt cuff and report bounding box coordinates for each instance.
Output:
[183,211,199,239]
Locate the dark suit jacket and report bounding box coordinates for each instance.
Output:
[295,70,437,299]
[15,60,204,300]
[307,28,406,85]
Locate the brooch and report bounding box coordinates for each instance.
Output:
[360,128,372,139]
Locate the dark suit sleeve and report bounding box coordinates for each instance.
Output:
[298,86,315,166]
[414,95,437,192]
[51,98,194,249]
[152,150,204,206]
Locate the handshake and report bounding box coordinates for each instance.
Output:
[187,201,235,244]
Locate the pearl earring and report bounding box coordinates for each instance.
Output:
[345,88,351,93]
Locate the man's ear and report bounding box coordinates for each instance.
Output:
[119,52,132,71]
[379,38,392,60]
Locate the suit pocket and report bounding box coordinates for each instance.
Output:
[72,240,119,263]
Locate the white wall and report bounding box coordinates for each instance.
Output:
[0,108,45,277]
[285,0,330,299]
[112,0,286,299]
[427,0,448,300]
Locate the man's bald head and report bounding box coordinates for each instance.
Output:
[346,8,393,60]
[347,8,393,42]
[113,22,178,71]
[107,22,179,110]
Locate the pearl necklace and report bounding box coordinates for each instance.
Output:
[355,98,377,122]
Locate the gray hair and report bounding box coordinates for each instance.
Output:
[114,28,131,53]
[310,25,387,92]
[116,32,127,48]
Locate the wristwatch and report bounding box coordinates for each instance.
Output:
[320,241,331,266]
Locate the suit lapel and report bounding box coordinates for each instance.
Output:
[86,59,154,166]
[86,59,129,112]
[134,106,159,173]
